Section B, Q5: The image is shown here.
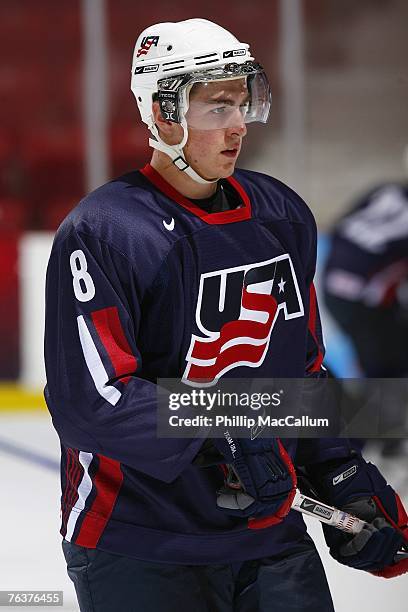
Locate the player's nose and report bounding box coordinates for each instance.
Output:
[227,120,247,139]
[236,122,247,137]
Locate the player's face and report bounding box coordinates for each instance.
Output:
[183,79,248,181]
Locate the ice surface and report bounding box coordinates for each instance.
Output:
[0,413,407,612]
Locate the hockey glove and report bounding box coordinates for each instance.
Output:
[212,433,297,526]
[306,452,408,577]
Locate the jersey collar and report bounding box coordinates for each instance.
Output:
[140,164,252,225]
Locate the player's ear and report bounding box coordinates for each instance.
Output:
[152,101,183,146]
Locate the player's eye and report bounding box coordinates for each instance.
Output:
[210,106,229,115]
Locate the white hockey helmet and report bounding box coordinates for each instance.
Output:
[131,18,271,184]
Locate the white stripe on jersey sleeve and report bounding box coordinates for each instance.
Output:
[65,451,94,542]
[77,315,122,406]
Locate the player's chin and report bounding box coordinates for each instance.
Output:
[218,154,239,177]
[199,154,239,181]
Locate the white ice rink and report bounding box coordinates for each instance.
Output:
[0,412,407,612]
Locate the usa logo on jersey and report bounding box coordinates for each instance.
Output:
[183,254,304,386]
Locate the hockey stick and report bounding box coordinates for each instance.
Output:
[291,488,367,534]
[217,467,367,534]
[217,465,408,560]
[290,489,408,560]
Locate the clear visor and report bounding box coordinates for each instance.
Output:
[157,62,271,131]
[185,72,270,130]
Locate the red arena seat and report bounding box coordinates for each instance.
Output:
[0,197,29,232]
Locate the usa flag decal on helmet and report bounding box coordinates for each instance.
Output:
[136,36,160,58]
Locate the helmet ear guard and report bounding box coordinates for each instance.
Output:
[159,93,180,123]
[157,74,191,124]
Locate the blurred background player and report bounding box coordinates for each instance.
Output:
[323,180,408,456]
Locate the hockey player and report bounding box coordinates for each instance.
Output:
[324,182,408,379]
[323,182,408,454]
[44,19,408,612]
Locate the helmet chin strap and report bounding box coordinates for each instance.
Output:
[149,123,218,185]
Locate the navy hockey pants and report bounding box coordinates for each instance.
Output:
[62,534,334,612]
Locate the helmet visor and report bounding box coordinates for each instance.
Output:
[157,62,271,131]
[185,72,270,130]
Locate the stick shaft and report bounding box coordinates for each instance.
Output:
[292,490,367,534]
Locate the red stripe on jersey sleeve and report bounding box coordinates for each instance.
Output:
[75,455,123,548]
[91,307,137,384]
[307,283,324,373]
[66,450,80,517]
[61,449,73,536]
[62,449,82,535]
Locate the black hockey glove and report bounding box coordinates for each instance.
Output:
[211,434,297,528]
[305,452,408,578]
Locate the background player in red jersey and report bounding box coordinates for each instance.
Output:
[45,18,408,612]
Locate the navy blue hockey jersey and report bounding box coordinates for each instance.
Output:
[44,164,349,564]
[324,183,408,307]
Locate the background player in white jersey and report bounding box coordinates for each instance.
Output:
[45,18,408,612]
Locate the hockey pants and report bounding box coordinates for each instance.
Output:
[63,533,334,612]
